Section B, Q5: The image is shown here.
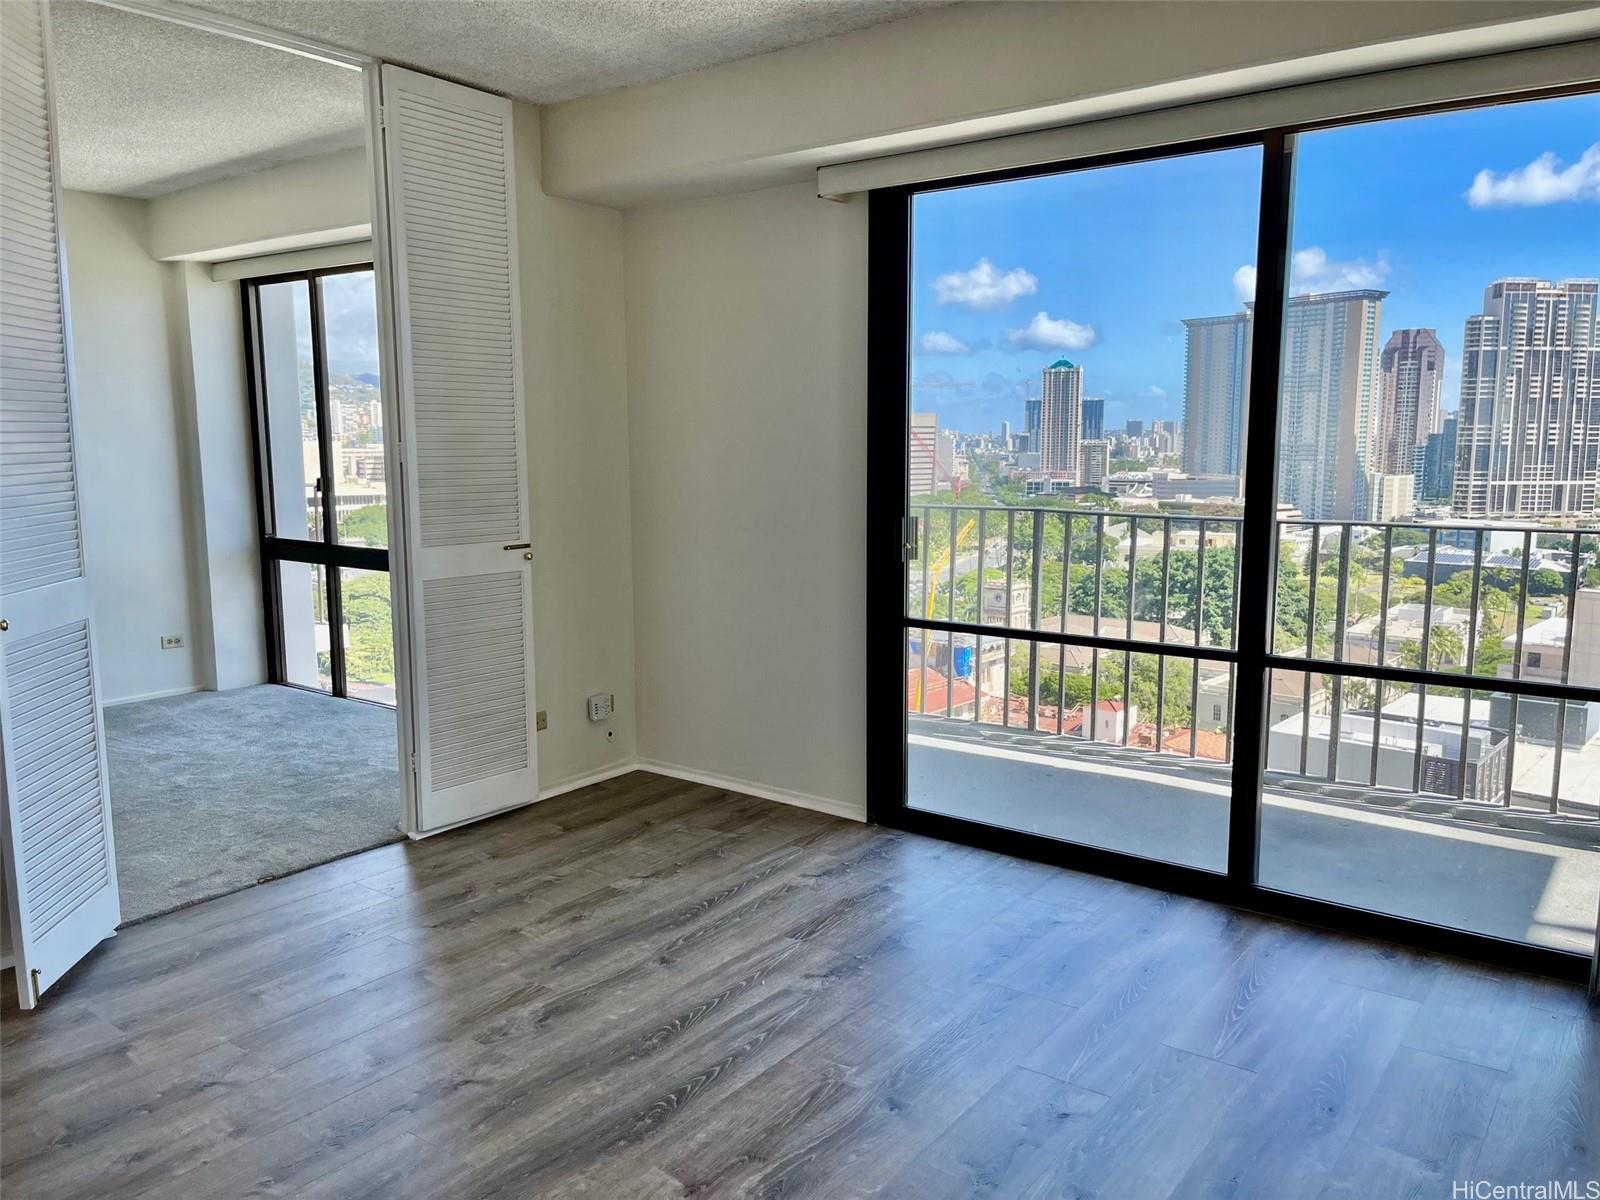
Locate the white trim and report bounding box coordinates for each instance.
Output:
[86,0,371,69]
[103,684,204,708]
[636,760,866,823]
[208,238,374,281]
[817,36,1600,197]
[404,759,640,840]
[540,761,640,802]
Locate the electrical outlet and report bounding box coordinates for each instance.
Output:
[160,634,184,650]
[535,710,548,732]
[587,693,614,722]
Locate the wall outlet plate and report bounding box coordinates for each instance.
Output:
[587,693,614,722]
[535,710,548,732]
[160,634,184,650]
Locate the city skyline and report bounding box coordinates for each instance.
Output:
[909,91,1600,438]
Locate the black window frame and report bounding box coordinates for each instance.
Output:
[241,263,392,707]
[867,82,1600,986]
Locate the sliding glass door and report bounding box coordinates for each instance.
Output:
[244,265,395,705]
[869,87,1600,980]
[899,143,1261,873]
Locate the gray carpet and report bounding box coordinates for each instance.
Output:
[105,686,403,922]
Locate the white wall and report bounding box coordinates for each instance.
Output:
[542,0,1596,204]
[64,191,204,705]
[146,147,372,262]
[624,182,868,815]
[168,263,268,690]
[512,102,639,792]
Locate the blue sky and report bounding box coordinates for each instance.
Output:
[909,91,1600,436]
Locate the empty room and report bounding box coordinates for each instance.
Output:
[1,2,1596,1198]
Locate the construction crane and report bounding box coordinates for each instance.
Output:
[913,514,977,712]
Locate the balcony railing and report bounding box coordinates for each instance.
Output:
[906,503,1600,822]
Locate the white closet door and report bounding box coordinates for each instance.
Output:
[0,0,120,1008]
[381,66,538,833]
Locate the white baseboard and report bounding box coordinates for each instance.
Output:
[636,759,866,823]
[407,758,641,839]
[539,759,640,801]
[103,684,203,708]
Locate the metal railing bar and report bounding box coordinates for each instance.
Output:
[1004,509,1014,729]
[1413,528,1438,795]
[1370,525,1395,788]
[1090,646,1101,744]
[908,617,1238,662]
[1301,525,1319,777]
[1503,529,1534,809]
[1457,531,1484,804]
[1029,509,1044,732]
[1093,513,1106,639]
[1196,519,1208,650]
[1160,516,1173,647]
[1327,525,1352,783]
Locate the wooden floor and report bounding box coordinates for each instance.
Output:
[2,771,1595,1199]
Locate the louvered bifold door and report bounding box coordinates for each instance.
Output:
[0,0,121,1008]
[381,67,539,832]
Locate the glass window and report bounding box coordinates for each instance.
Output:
[902,144,1262,872]
[1258,93,1600,955]
[321,271,388,549]
[256,279,320,540]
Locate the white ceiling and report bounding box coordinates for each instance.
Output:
[182,0,951,104]
[49,0,946,200]
[50,1,366,199]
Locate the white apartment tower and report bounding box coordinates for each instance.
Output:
[1277,289,1387,520]
[1453,278,1600,518]
[1181,311,1251,478]
[1039,358,1084,478]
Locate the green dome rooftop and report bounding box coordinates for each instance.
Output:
[1047,358,1078,370]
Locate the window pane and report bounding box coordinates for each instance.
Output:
[279,561,332,693]
[1261,669,1599,956]
[321,271,388,549]
[341,568,395,705]
[902,144,1260,871]
[1260,91,1600,955]
[906,632,1231,872]
[257,280,319,540]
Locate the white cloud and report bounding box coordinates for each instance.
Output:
[1466,143,1600,208]
[932,258,1039,310]
[1231,247,1390,301]
[1290,247,1389,294]
[917,330,971,355]
[1005,311,1099,351]
[1233,265,1257,303]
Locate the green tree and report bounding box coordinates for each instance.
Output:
[342,572,395,689]
[338,503,389,548]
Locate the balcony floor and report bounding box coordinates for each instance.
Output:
[908,719,1600,956]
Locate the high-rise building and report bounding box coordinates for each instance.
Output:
[909,411,938,496]
[1420,416,1458,505]
[1124,419,1144,438]
[1182,311,1251,478]
[1000,420,1012,449]
[1453,278,1600,518]
[1024,395,1041,454]
[1079,440,1110,489]
[1278,289,1387,520]
[1083,396,1105,443]
[1377,328,1445,475]
[1039,359,1084,477]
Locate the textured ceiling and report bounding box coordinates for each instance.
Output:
[51,1,365,198]
[180,0,951,103]
[49,0,947,199]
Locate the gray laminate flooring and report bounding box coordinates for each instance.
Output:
[2,770,1595,1199]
